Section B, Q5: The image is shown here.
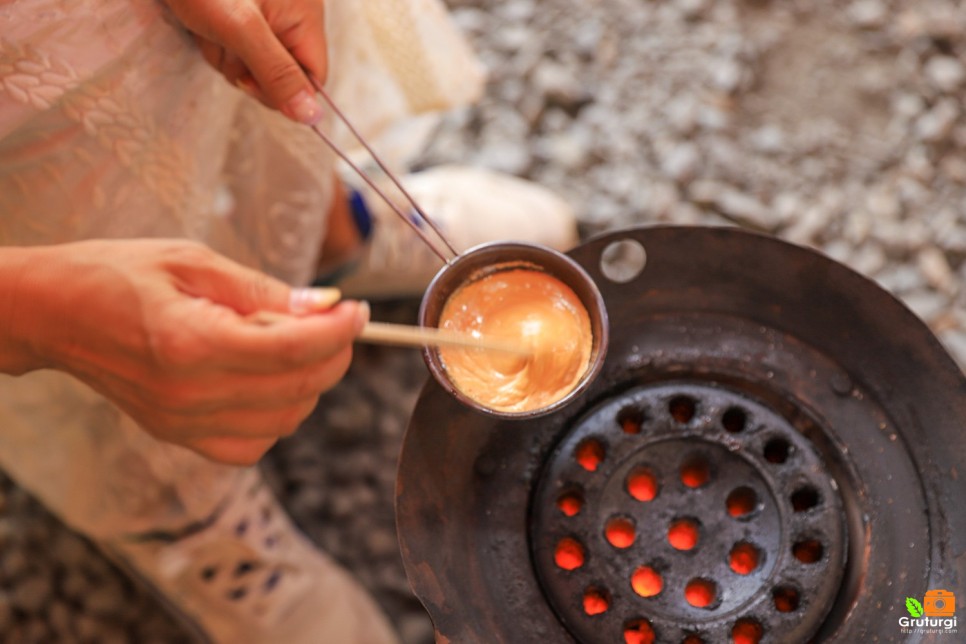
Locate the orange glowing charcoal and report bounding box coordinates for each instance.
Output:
[668,518,699,551]
[582,588,609,615]
[554,537,585,571]
[729,542,760,575]
[605,517,636,549]
[621,417,642,434]
[773,587,799,612]
[575,439,604,472]
[623,619,655,644]
[732,618,763,644]
[631,566,663,598]
[680,457,710,488]
[685,578,717,608]
[556,491,583,517]
[626,468,658,502]
[792,539,823,564]
[726,486,758,518]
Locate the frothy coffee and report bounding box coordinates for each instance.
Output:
[437,267,593,413]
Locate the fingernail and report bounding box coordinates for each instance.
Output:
[289,287,342,314]
[286,89,323,125]
[355,301,370,334]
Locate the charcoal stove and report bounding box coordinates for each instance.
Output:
[396,226,966,644]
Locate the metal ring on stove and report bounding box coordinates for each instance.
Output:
[531,382,846,642]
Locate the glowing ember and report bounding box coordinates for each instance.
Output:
[626,468,658,502]
[631,566,663,598]
[554,537,585,570]
[685,578,717,608]
[575,439,604,472]
[732,618,763,644]
[605,517,636,549]
[623,619,655,644]
[729,542,760,575]
[668,518,699,551]
[557,491,583,517]
[583,588,609,615]
[792,539,823,564]
[680,457,710,488]
[726,486,759,518]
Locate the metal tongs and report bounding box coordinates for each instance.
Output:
[284,77,531,356]
[305,75,459,264]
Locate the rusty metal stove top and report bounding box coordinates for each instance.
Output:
[396,226,966,644]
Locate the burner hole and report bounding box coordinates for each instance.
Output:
[575,438,605,472]
[682,635,706,644]
[772,586,800,612]
[726,486,759,519]
[763,438,791,464]
[684,578,718,609]
[556,491,583,517]
[668,518,700,551]
[605,516,636,549]
[731,618,764,644]
[791,486,820,512]
[680,456,710,488]
[721,407,747,433]
[583,587,610,616]
[626,468,659,502]
[600,239,647,283]
[631,565,663,598]
[618,406,646,434]
[669,396,696,423]
[792,538,824,564]
[623,618,656,644]
[554,537,586,571]
[729,542,761,575]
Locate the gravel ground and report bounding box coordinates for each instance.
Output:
[1,0,964,642]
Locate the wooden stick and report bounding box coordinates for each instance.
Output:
[247,312,531,355]
[360,321,531,355]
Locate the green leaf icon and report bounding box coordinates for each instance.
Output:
[906,597,924,618]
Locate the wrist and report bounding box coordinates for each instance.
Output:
[0,245,60,374]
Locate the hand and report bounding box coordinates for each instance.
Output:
[164,0,328,124]
[8,239,366,465]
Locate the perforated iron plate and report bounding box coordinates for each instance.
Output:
[531,382,845,642]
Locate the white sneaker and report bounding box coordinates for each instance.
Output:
[334,165,580,299]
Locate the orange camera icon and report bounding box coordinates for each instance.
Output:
[923,589,956,617]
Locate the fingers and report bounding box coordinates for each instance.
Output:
[222,2,325,123]
[241,26,321,124]
[168,245,293,315]
[274,2,328,86]
[133,342,354,417]
[207,300,367,371]
[196,37,257,97]
[166,0,328,123]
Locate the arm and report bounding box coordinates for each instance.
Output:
[0,240,367,465]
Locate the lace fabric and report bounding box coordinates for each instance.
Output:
[0,1,482,639]
[0,0,483,544]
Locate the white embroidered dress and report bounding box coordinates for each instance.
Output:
[0,0,482,639]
